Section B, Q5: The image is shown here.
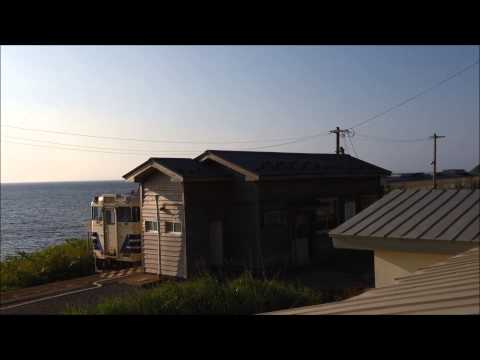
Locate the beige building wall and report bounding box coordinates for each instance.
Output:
[374,250,452,287]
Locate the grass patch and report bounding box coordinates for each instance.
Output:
[65,272,362,315]
[0,239,94,292]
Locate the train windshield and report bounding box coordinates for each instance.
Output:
[117,207,141,222]
[91,206,103,221]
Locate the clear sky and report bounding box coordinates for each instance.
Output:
[1,45,478,183]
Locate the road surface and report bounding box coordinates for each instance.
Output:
[0,268,159,315]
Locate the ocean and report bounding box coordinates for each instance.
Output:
[0,181,138,260]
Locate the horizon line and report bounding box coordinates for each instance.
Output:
[1,179,128,185]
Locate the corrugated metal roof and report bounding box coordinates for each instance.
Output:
[330,189,479,242]
[264,246,480,315]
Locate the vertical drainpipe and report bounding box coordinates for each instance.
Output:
[139,183,144,270]
[180,181,188,279]
[155,194,162,277]
[254,182,264,275]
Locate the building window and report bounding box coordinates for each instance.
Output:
[263,210,287,226]
[166,221,182,234]
[344,200,356,221]
[314,198,338,234]
[145,220,159,233]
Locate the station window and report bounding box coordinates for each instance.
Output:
[145,220,159,233]
[314,198,338,233]
[344,200,356,221]
[263,210,287,226]
[166,221,182,234]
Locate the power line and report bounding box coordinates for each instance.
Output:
[430,133,446,189]
[2,134,329,153]
[2,123,328,145]
[346,133,359,157]
[3,135,203,154]
[2,59,477,151]
[342,134,350,155]
[243,132,330,150]
[347,59,479,130]
[4,140,199,156]
[353,133,431,143]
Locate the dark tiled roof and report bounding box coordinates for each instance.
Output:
[123,157,232,180]
[150,158,233,178]
[199,150,391,177]
[330,189,480,242]
[264,246,480,315]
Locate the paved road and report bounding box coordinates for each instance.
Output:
[0,268,157,315]
[0,283,141,315]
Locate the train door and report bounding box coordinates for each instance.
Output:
[104,207,117,256]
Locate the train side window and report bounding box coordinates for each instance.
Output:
[132,207,140,222]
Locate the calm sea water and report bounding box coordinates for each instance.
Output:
[0,181,138,260]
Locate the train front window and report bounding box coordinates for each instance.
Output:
[132,207,140,222]
[105,209,115,224]
[117,207,132,222]
[91,207,103,221]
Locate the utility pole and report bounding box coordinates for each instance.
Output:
[329,126,350,154]
[430,133,445,189]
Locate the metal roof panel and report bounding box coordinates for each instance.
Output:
[421,190,479,241]
[264,247,479,315]
[330,189,479,244]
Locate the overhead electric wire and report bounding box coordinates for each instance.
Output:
[3,135,203,154]
[346,133,359,157]
[1,123,328,145]
[242,132,330,150]
[347,59,480,130]
[4,140,200,156]
[2,59,477,151]
[342,135,349,155]
[353,133,430,143]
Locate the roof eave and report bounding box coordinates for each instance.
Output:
[123,160,184,183]
[197,152,260,181]
[330,234,476,254]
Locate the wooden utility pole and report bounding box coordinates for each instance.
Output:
[329,126,350,154]
[430,133,446,189]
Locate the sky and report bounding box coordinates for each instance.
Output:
[1,45,478,183]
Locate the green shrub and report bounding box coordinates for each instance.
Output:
[0,239,94,292]
[66,272,333,315]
